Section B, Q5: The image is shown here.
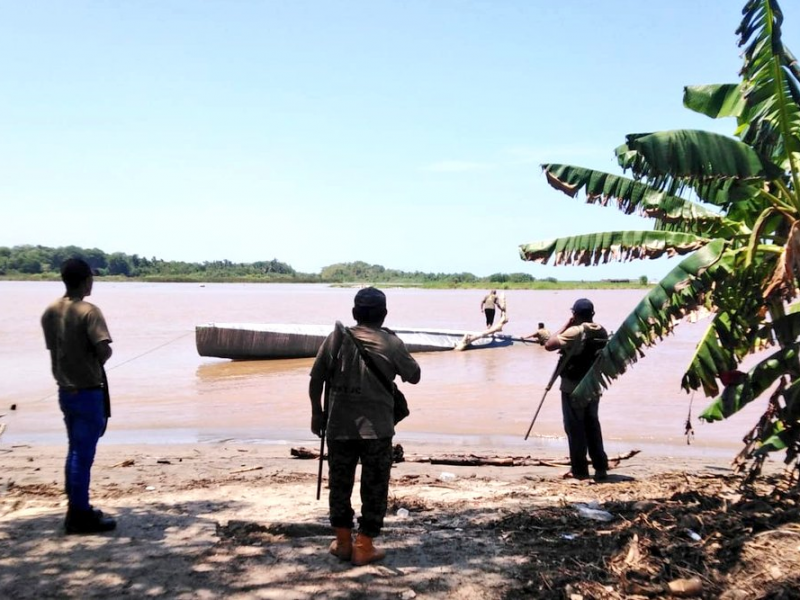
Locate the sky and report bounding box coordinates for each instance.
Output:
[2,1,796,280]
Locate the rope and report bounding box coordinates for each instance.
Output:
[106,331,193,372]
[25,330,194,405]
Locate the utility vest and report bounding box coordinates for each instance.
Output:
[561,324,608,381]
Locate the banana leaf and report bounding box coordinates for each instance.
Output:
[570,239,728,403]
[616,130,767,191]
[700,344,800,421]
[737,0,800,164]
[519,231,709,266]
[683,84,746,119]
[541,164,742,237]
[752,376,800,455]
[681,260,774,396]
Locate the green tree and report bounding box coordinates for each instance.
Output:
[108,253,132,276]
[519,0,800,478]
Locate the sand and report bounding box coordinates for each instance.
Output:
[1,442,798,599]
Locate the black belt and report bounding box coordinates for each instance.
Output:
[60,385,104,393]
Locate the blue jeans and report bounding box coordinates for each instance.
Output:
[59,388,106,511]
[561,391,608,477]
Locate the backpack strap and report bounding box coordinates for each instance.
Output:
[344,327,394,395]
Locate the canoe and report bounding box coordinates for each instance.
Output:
[195,323,518,360]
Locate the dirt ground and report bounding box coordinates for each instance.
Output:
[1,443,799,600]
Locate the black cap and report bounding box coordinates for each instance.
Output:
[571,298,594,316]
[354,287,386,308]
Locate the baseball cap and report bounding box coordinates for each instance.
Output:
[571,298,594,316]
[354,287,386,308]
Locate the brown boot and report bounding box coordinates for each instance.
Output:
[329,527,353,561]
[351,532,386,566]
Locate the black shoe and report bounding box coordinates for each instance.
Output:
[593,470,609,482]
[65,507,117,534]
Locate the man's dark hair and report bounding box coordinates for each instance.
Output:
[61,258,93,289]
[353,305,388,325]
[571,298,595,320]
[352,287,387,325]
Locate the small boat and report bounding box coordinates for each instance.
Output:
[195,323,518,360]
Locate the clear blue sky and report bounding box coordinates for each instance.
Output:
[2,1,794,279]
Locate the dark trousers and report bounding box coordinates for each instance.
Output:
[59,388,106,511]
[327,438,393,538]
[561,392,608,477]
[484,308,496,327]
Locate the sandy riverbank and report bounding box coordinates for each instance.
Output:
[1,442,797,599]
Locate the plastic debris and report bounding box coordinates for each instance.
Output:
[439,472,457,482]
[667,577,703,596]
[574,503,614,521]
[396,508,410,518]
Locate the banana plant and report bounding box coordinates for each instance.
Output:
[519,0,800,475]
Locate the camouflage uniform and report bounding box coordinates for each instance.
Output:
[310,318,420,539]
[327,438,393,536]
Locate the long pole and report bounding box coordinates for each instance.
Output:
[315,381,330,501]
[523,354,567,440]
[524,383,553,440]
[315,321,344,500]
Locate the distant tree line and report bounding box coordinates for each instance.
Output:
[0,245,298,281]
[0,245,649,287]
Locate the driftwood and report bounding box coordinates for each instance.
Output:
[230,465,264,474]
[290,446,641,468]
[404,449,640,468]
[455,294,509,351]
[291,447,324,460]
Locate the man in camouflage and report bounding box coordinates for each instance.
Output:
[309,287,421,565]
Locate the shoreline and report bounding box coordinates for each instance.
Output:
[0,425,748,463]
[0,276,652,290]
[1,442,790,599]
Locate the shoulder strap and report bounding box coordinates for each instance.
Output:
[345,327,394,394]
[324,321,346,381]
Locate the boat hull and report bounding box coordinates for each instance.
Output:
[195,323,515,360]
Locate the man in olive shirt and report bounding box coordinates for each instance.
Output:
[480,290,499,327]
[523,322,551,346]
[309,287,420,565]
[545,298,609,482]
[41,258,116,534]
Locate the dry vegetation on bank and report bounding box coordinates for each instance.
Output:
[1,444,799,599]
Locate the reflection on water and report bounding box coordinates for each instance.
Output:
[195,357,314,381]
[0,281,775,460]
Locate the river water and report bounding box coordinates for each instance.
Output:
[0,281,768,459]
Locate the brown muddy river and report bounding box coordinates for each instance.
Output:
[0,281,770,459]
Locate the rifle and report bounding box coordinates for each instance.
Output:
[316,380,329,501]
[523,354,565,440]
[523,331,583,440]
[100,365,111,438]
[315,321,345,501]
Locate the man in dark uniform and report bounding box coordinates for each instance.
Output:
[544,298,609,482]
[309,287,421,565]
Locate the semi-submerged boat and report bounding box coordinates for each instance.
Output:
[195,322,520,360]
